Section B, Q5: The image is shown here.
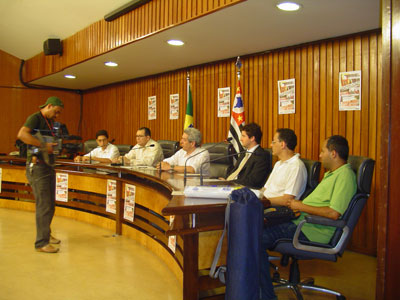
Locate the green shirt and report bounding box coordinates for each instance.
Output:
[293,163,357,243]
[23,111,55,163]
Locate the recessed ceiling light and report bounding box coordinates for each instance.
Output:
[276,2,301,11]
[105,61,118,67]
[64,74,76,79]
[167,39,184,46]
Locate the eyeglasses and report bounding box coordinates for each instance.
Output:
[136,135,145,138]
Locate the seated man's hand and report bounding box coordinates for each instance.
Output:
[111,157,121,164]
[159,161,171,171]
[287,199,302,210]
[74,156,82,162]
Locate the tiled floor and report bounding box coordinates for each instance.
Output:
[0,208,182,300]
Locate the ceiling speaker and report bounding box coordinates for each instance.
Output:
[43,39,62,56]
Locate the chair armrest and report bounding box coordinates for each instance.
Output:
[304,215,346,228]
[292,217,349,255]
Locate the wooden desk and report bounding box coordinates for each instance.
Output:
[0,156,233,300]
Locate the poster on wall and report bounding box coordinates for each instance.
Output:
[168,215,176,253]
[123,184,136,222]
[106,179,117,214]
[55,173,68,202]
[278,79,296,114]
[339,71,361,111]
[169,94,179,120]
[217,87,230,117]
[148,96,157,120]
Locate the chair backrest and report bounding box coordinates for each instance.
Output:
[203,142,234,178]
[157,140,180,159]
[264,148,273,173]
[300,158,321,200]
[83,139,98,153]
[116,144,132,156]
[330,155,375,254]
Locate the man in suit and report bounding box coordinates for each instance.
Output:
[223,123,270,189]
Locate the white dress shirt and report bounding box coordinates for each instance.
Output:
[163,147,210,176]
[125,139,164,167]
[263,153,307,200]
[84,143,120,160]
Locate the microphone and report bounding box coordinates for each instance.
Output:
[114,144,155,166]
[199,149,254,185]
[183,138,232,186]
[133,144,155,150]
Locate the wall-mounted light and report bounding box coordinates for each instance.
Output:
[64,74,76,79]
[167,39,184,46]
[276,2,302,11]
[105,61,118,67]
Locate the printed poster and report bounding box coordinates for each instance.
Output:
[218,87,230,117]
[339,71,361,111]
[169,94,179,120]
[278,79,296,114]
[106,179,117,214]
[123,184,136,222]
[55,173,68,202]
[148,96,157,120]
[168,215,176,253]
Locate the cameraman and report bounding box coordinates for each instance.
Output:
[17,96,64,253]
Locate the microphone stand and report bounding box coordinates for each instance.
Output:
[199,149,252,185]
[183,138,232,186]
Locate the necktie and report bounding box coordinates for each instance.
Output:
[227,153,250,181]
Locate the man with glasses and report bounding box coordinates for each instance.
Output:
[157,127,210,175]
[262,128,307,204]
[117,127,163,167]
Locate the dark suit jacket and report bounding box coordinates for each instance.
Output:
[226,146,271,189]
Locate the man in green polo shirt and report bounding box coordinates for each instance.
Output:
[260,135,357,300]
[17,96,64,254]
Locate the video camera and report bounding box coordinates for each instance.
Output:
[18,122,82,161]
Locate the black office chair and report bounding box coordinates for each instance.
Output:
[264,148,273,173]
[268,158,321,269]
[300,158,321,200]
[83,139,98,153]
[203,142,234,178]
[157,140,179,159]
[116,144,132,156]
[270,155,375,300]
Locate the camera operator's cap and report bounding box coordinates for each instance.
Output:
[39,96,64,108]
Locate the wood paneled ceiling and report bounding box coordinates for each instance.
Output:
[0,0,380,90]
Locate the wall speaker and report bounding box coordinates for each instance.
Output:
[43,39,62,55]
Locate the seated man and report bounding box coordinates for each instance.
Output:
[224,123,270,189]
[116,127,163,167]
[74,129,119,163]
[260,135,357,300]
[263,128,307,205]
[157,127,210,175]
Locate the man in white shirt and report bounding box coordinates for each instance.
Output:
[263,128,307,204]
[158,128,210,176]
[118,127,163,167]
[74,129,119,163]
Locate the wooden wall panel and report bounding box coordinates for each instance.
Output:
[23,0,244,82]
[0,49,82,155]
[81,31,381,255]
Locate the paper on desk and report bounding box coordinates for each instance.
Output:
[171,191,185,196]
[183,185,263,199]
[184,185,237,199]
